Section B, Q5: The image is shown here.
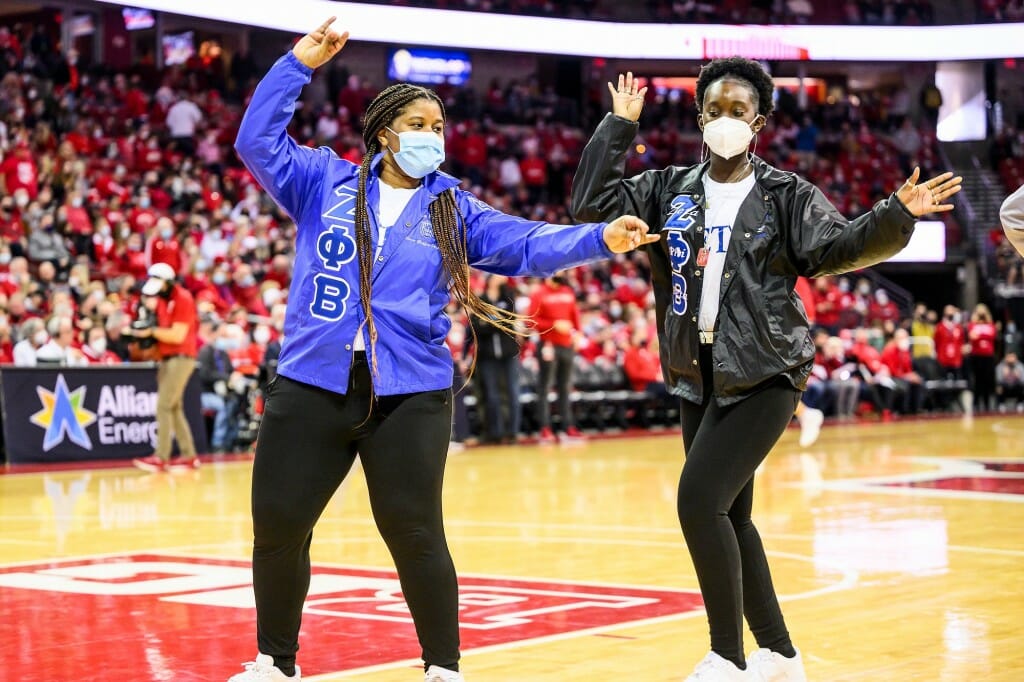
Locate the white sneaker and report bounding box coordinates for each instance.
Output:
[684,651,750,681]
[227,654,300,681]
[425,665,464,682]
[797,407,824,448]
[747,648,807,682]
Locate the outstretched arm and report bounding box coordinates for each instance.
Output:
[570,72,665,227]
[789,167,962,276]
[461,192,657,278]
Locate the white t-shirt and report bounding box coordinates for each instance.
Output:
[698,171,756,333]
[166,100,203,137]
[353,182,419,351]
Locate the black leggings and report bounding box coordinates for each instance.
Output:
[678,345,800,667]
[250,353,459,672]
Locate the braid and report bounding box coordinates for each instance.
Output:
[430,190,529,383]
[357,83,445,375]
[358,83,527,382]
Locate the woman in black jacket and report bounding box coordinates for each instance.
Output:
[468,274,522,443]
[571,58,961,682]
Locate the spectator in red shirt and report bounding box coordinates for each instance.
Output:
[881,328,925,414]
[132,263,200,472]
[520,149,548,205]
[129,194,159,233]
[80,325,122,365]
[849,329,896,419]
[528,275,583,443]
[1,142,39,200]
[867,288,901,326]
[623,327,664,394]
[146,217,187,273]
[118,232,149,281]
[811,274,835,331]
[933,304,965,380]
[967,303,998,411]
[230,263,268,316]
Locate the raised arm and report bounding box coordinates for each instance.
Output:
[234,17,349,219]
[570,72,665,227]
[789,166,962,277]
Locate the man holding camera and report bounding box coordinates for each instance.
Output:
[132,262,201,472]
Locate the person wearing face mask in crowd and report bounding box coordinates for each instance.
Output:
[80,325,121,365]
[996,351,1024,410]
[229,17,656,682]
[881,328,925,415]
[198,322,244,453]
[26,213,70,271]
[146,216,186,274]
[571,60,962,682]
[131,262,201,473]
[13,317,48,366]
[934,305,967,388]
[967,304,998,412]
[527,273,586,444]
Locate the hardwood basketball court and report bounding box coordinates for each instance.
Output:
[1,414,1022,681]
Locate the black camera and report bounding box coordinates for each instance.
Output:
[125,308,157,349]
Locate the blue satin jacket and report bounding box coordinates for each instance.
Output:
[235,52,614,395]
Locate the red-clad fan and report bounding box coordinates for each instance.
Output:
[128,194,159,233]
[1,140,39,199]
[967,303,998,410]
[812,276,841,332]
[623,327,663,392]
[80,325,122,365]
[146,217,187,273]
[528,274,584,442]
[934,304,966,379]
[867,288,901,326]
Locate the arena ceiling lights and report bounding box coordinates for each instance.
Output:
[93,0,1024,61]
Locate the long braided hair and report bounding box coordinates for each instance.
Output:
[356,83,525,376]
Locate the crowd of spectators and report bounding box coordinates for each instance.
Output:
[0,16,1019,453]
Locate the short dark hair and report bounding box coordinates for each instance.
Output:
[695,56,775,118]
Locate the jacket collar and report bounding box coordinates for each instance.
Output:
[667,155,791,196]
[368,152,460,197]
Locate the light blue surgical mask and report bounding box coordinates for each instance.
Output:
[385,127,444,179]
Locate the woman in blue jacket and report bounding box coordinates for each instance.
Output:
[229,17,656,682]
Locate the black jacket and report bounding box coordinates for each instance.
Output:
[571,113,916,405]
[468,285,521,361]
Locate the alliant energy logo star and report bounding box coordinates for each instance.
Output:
[29,375,98,451]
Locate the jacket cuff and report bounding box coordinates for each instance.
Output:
[594,223,615,258]
[283,50,314,77]
[889,192,916,225]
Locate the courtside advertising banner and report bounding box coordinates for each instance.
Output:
[0,366,207,464]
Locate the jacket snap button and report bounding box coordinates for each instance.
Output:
[377,255,385,262]
[717,362,724,368]
[723,273,730,279]
[696,226,703,232]
[406,221,412,226]
[744,232,751,238]
[691,316,697,323]
[695,270,702,277]
[345,344,351,350]
[692,359,698,366]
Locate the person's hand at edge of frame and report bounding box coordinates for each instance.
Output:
[292,16,350,70]
[608,72,648,122]
[895,166,963,217]
[603,215,659,253]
